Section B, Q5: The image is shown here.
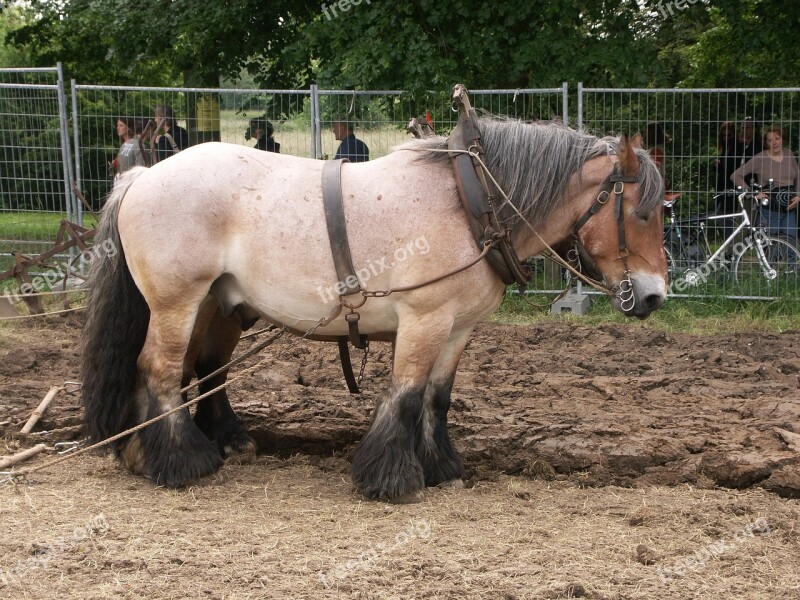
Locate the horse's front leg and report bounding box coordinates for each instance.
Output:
[417,326,473,488]
[350,314,454,503]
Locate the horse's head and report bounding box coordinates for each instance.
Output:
[570,134,667,319]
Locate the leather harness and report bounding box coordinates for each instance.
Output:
[322,159,367,394]
[447,85,532,286]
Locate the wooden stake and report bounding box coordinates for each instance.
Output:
[20,387,60,434]
[0,443,47,469]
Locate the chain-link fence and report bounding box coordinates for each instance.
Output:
[0,65,76,274]
[579,86,800,298]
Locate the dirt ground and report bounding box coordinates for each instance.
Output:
[1,314,799,599]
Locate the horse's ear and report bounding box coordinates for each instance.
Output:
[630,133,643,149]
[618,134,640,177]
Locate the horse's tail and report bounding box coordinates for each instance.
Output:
[81,167,150,448]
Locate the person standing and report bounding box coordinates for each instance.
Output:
[114,116,148,176]
[641,122,670,177]
[110,116,133,176]
[713,121,741,237]
[737,117,764,166]
[333,120,369,162]
[714,121,739,194]
[152,104,189,164]
[248,116,280,153]
[731,125,800,244]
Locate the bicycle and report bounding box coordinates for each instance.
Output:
[663,187,800,293]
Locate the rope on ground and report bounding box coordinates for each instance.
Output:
[0,305,86,321]
[3,287,89,298]
[240,324,278,340]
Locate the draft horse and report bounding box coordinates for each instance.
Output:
[81,119,667,502]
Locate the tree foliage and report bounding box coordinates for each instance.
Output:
[2,0,799,89]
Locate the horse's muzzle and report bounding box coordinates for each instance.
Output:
[613,273,666,319]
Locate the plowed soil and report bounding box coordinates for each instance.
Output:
[1,314,799,599]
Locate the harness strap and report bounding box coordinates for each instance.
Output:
[337,338,360,394]
[573,181,611,234]
[322,159,362,295]
[614,182,626,253]
[573,171,638,253]
[322,159,367,393]
[448,85,531,286]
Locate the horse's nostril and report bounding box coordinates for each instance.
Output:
[643,294,663,310]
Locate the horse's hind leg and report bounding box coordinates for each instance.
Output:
[190,306,256,459]
[417,326,472,488]
[132,298,223,487]
[351,313,454,502]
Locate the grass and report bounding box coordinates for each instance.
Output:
[494,290,800,334]
[0,211,97,274]
[217,112,417,159]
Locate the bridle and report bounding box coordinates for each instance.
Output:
[570,168,639,312]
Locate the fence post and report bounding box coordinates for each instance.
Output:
[310,84,321,159]
[70,79,82,226]
[562,82,569,127]
[56,63,77,226]
[576,82,584,131]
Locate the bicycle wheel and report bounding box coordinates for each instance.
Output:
[732,234,800,293]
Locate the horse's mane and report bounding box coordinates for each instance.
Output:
[400,118,663,231]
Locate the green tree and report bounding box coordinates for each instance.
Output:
[5,0,318,87]
[4,0,798,91]
[272,0,663,92]
[0,4,33,68]
[682,0,800,87]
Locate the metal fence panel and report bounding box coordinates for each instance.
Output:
[71,85,313,216]
[70,84,568,293]
[312,87,568,292]
[314,86,568,160]
[579,86,800,299]
[0,66,75,273]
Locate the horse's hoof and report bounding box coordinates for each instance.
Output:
[437,479,465,490]
[119,434,145,475]
[223,431,257,460]
[389,490,424,504]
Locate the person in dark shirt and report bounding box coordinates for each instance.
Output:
[736,117,763,179]
[247,116,280,153]
[713,121,741,236]
[152,104,189,164]
[333,120,369,162]
[714,121,739,193]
